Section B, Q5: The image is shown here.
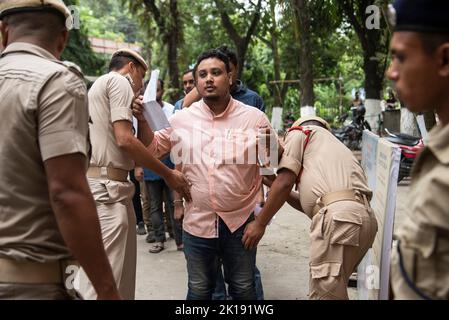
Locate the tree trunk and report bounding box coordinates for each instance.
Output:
[214,0,262,78]
[167,0,180,101]
[141,0,182,101]
[400,107,420,137]
[235,44,248,80]
[295,0,315,107]
[270,0,283,108]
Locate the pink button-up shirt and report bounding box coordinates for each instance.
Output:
[148,98,273,238]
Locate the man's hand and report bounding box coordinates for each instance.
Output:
[257,127,278,167]
[242,219,266,250]
[263,174,276,188]
[135,166,144,182]
[166,170,192,202]
[174,203,184,221]
[132,95,146,122]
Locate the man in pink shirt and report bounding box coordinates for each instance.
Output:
[137,49,276,300]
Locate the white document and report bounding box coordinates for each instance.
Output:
[142,69,171,131]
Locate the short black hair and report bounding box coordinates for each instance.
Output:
[182,69,193,77]
[416,32,449,55]
[216,45,238,67]
[108,54,140,72]
[192,49,230,79]
[2,11,66,45]
[158,79,164,90]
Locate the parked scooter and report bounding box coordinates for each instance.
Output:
[333,104,371,150]
[384,129,424,182]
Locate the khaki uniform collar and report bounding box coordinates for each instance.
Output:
[427,122,449,165]
[1,42,57,61]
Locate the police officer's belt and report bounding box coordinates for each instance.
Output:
[87,166,129,182]
[0,258,78,284]
[312,189,367,217]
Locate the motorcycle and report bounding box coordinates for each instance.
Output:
[384,129,424,182]
[333,105,371,150]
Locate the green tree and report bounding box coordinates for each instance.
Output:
[338,0,390,100]
[61,0,107,76]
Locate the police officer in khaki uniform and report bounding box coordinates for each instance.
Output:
[243,116,378,299]
[77,49,192,299]
[0,0,119,299]
[387,0,449,300]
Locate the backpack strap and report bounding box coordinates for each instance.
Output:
[287,126,312,187]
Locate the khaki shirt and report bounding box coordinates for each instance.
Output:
[88,72,135,171]
[391,123,449,299]
[0,42,89,262]
[278,121,371,216]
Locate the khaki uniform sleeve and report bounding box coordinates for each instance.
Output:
[278,130,307,176]
[107,75,134,123]
[38,70,89,162]
[412,166,449,231]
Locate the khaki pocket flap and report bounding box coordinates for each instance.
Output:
[310,262,341,279]
[332,210,362,225]
[330,211,362,246]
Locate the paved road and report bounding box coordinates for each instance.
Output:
[135,179,410,300]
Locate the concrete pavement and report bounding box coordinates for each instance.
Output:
[135,180,410,300]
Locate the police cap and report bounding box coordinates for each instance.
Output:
[0,0,71,21]
[112,48,148,72]
[389,0,449,34]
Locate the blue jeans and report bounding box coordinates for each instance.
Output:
[183,215,257,300]
[146,180,182,246]
[213,263,264,300]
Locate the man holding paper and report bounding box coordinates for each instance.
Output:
[78,49,191,300]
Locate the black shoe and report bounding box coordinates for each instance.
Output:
[136,222,147,235]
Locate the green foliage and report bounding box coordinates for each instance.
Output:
[71,0,392,115]
[61,0,107,76]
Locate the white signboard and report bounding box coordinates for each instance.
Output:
[358,136,400,300]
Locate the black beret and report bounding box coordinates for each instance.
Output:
[389,0,449,34]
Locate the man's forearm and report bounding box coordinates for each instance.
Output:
[286,191,304,213]
[137,121,153,147]
[51,188,118,298]
[121,135,172,179]
[257,184,291,226]
[182,87,201,108]
[257,170,297,226]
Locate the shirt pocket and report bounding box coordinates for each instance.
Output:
[221,129,254,165]
[329,210,363,247]
[310,262,342,279]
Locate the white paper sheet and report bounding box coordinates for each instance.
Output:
[142,69,170,131]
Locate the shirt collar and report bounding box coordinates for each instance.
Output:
[427,122,449,165]
[201,97,236,119]
[1,42,57,60]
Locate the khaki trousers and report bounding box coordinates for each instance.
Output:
[308,200,378,300]
[77,178,137,300]
[0,283,74,300]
